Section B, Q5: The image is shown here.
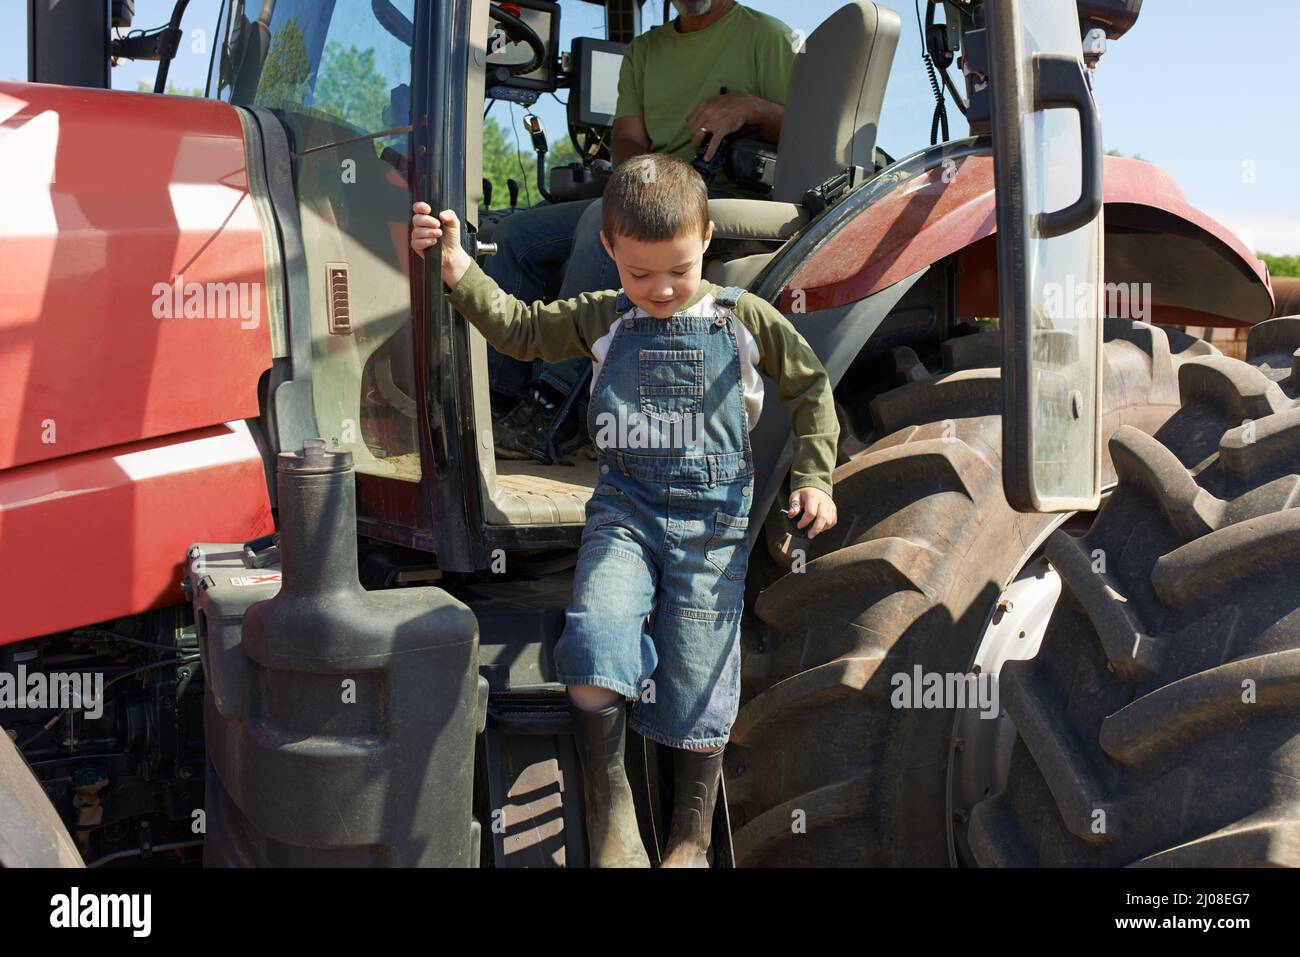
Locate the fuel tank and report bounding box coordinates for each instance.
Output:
[198,442,486,866]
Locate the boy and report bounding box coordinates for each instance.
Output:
[411,153,838,868]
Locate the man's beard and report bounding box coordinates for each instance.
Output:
[672,0,714,16]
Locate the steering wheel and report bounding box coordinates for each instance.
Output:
[487,4,546,77]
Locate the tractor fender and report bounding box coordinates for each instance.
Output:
[743,139,1273,549]
[0,729,82,867]
[773,145,1273,328]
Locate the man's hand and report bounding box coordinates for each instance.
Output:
[411,201,472,289]
[784,487,837,539]
[687,92,783,160]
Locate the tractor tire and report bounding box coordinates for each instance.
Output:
[725,319,1217,866]
[967,316,1300,866]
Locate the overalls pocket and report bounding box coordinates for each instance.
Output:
[705,511,750,581]
[638,348,705,421]
[585,482,635,532]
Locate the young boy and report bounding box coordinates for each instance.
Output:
[411,152,838,868]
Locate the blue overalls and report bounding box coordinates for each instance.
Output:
[554,286,754,749]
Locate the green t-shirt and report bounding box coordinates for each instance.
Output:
[614,3,797,197]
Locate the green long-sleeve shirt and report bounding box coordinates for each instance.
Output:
[445,260,838,495]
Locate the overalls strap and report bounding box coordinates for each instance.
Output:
[713,286,746,310]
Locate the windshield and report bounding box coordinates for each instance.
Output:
[209,0,423,484]
[209,0,414,157]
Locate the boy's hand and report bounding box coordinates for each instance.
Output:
[785,487,837,539]
[411,201,471,289]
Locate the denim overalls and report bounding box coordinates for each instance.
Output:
[553,286,755,749]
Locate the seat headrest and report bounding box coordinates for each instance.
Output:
[773,2,902,204]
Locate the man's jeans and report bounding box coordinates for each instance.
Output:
[483,198,621,403]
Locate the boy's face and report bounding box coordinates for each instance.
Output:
[600,222,715,320]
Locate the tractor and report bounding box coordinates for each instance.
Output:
[2,0,1296,868]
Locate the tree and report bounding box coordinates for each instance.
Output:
[1260,253,1300,278]
[313,42,392,134]
[481,115,582,209]
[255,17,311,111]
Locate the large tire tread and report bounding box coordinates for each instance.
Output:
[967,320,1300,867]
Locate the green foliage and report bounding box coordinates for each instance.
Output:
[481,115,583,209]
[254,27,400,158]
[1261,253,1300,278]
[1105,148,1148,162]
[136,81,205,97]
[314,42,392,133]
[256,17,311,110]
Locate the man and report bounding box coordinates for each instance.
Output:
[487,0,798,461]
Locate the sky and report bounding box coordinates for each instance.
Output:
[1,0,1295,254]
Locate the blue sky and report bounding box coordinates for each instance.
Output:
[2,0,1295,253]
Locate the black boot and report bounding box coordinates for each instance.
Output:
[660,745,725,868]
[569,699,650,868]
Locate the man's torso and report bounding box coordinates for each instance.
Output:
[620,4,796,197]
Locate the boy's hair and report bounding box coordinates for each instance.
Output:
[601,153,709,246]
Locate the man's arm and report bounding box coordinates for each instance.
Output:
[746,94,784,145]
[610,115,651,167]
[610,38,648,168]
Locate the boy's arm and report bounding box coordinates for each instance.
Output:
[412,204,615,362]
[444,258,615,363]
[734,296,839,496]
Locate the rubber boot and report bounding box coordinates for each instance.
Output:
[570,699,650,868]
[659,745,725,868]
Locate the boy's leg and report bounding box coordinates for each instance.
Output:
[630,479,752,866]
[637,594,742,868]
[557,507,660,868]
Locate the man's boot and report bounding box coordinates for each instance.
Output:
[660,745,725,868]
[570,700,650,868]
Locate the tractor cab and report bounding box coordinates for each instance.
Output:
[472,0,899,284]
[457,0,907,533]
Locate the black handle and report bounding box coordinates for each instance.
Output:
[1033,53,1102,239]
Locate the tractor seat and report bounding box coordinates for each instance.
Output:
[703,1,901,287]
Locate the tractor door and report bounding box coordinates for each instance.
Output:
[987,0,1106,511]
[206,0,487,562]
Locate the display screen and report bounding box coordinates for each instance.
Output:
[587,50,623,119]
